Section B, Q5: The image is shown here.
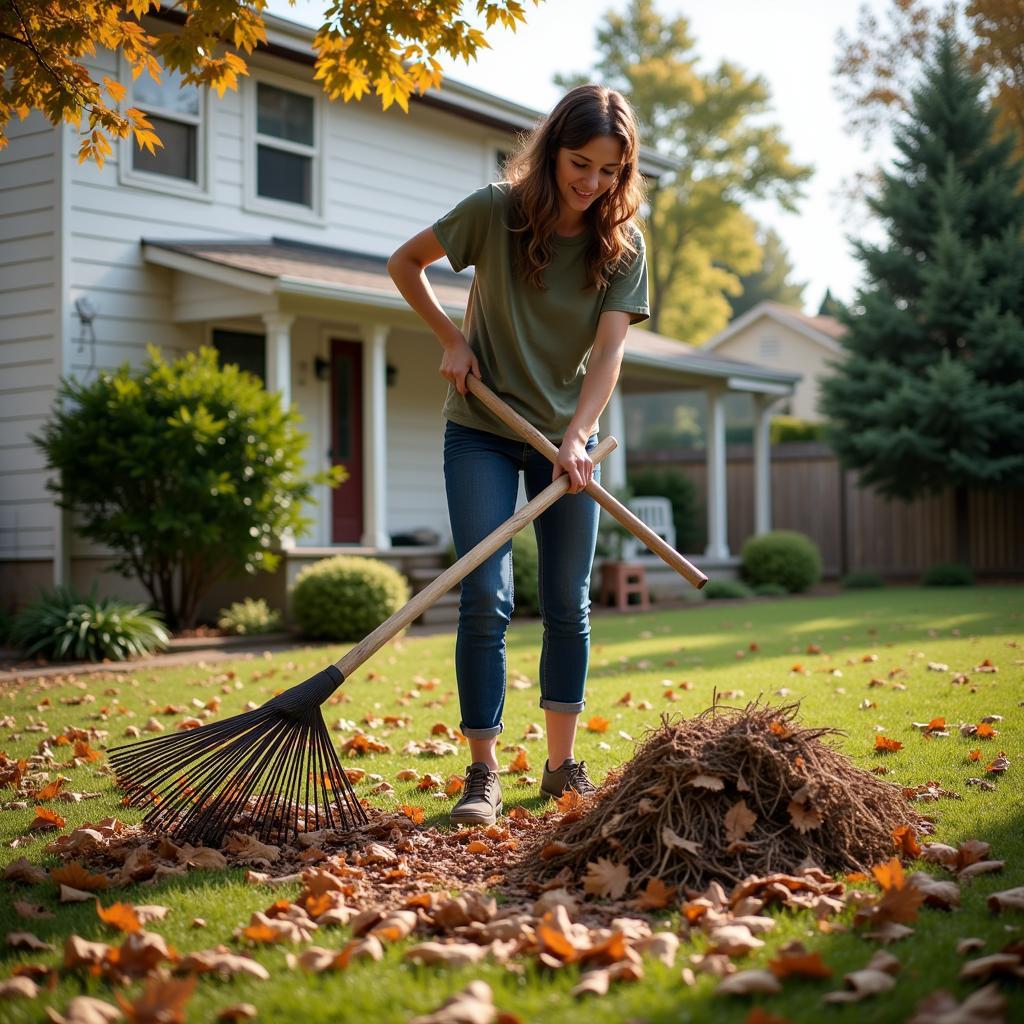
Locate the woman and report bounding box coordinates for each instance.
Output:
[387,84,649,826]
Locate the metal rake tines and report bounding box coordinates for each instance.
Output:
[108,702,366,847]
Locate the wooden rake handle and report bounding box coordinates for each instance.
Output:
[333,435,618,679]
[466,376,708,590]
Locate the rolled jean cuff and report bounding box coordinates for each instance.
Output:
[539,698,586,714]
[459,721,504,739]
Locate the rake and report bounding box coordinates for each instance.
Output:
[108,389,705,848]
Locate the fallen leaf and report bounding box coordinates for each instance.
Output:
[632,878,676,911]
[217,1005,258,1023]
[715,970,782,995]
[0,976,39,1000]
[582,857,631,900]
[95,899,141,934]
[688,773,725,790]
[7,930,53,951]
[988,886,1024,913]
[179,948,270,980]
[661,825,701,855]
[509,749,530,773]
[908,984,1006,1024]
[399,804,425,825]
[29,806,66,831]
[874,735,903,753]
[586,716,610,733]
[115,973,196,1023]
[45,996,122,1023]
[50,863,109,892]
[404,941,488,967]
[408,980,495,1024]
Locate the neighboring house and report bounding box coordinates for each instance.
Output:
[700,300,846,422]
[0,10,798,616]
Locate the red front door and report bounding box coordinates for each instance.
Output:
[330,339,364,543]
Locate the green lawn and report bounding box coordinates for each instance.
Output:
[1,586,1022,1022]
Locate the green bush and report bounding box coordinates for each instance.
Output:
[33,345,343,630]
[752,582,788,597]
[0,607,13,646]
[842,571,885,589]
[626,467,702,552]
[703,579,754,600]
[10,586,169,662]
[922,562,974,587]
[291,556,411,641]
[512,530,541,617]
[217,598,283,635]
[770,416,826,444]
[740,530,822,593]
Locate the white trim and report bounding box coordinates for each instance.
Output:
[704,387,729,560]
[360,323,390,550]
[54,121,71,587]
[243,68,326,226]
[725,376,794,395]
[701,301,844,355]
[116,54,213,203]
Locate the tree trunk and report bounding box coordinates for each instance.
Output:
[953,485,970,567]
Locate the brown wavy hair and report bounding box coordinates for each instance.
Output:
[503,84,645,291]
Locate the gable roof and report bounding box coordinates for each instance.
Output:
[142,237,798,393]
[701,300,847,355]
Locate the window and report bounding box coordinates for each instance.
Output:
[131,69,201,182]
[212,329,266,383]
[255,82,315,207]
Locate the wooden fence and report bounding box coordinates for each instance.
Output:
[628,443,1024,579]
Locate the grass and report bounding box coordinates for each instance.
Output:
[1,586,1022,1022]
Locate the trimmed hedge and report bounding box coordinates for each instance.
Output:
[922,562,974,587]
[217,598,283,635]
[703,580,754,600]
[741,530,821,593]
[291,556,411,641]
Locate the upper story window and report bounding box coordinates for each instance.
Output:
[255,82,315,208]
[132,69,201,183]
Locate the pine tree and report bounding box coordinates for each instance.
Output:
[817,288,846,319]
[726,226,807,321]
[821,28,1024,566]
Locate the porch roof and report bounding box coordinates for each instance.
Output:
[142,236,800,394]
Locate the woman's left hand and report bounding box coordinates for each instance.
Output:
[553,436,593,494]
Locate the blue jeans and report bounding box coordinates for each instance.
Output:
[443,420,601,739]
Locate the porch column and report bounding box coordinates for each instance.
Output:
[603,384,627,493]
[753,394,776,536]
[704,386,730,559]
[361,324,390,550]
[262,313,294,410]
[263,313,295,549]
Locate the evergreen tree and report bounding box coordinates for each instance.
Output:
[821,29,1024,565]
[726,225,807,321]
[817,288,846,319]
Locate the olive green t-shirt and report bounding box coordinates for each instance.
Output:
[431,182,649,442]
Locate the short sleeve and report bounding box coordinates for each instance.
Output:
[601,229,649,325]
[431,185,495,273]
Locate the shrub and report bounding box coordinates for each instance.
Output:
[752,582,788,597]
[626,467,702,552]
[33,345,343,629]
[703,579,753,600]
[291,556,411,641]
[217,598,283,635]
[0,607,13,646]
[512,530,540,617]
[741,530,822,593]
[770,416,826,444]
[922,562,974,587]
[10,586,169,662]
[842,571,885,589]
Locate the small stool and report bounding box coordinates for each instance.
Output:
[598,561,650,611]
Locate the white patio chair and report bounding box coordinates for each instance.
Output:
[620,496,676,559]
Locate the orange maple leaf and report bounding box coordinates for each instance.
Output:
[96,899,141,934]
[976,722,996,739]
[874,735,903,753]
[768,949,833,978]
[632,877,676,910]
[50,862,109,891]
[509,749,530,773]
[871,856,905,891]
[968,750,982,762]
[892,825,921,859]
[399,804,424,824]
[586,715,610,733]
[34,778,67,800]
[30,806,66,831]
[466,840,489,854]
[769,721,791,738]
[554,789,586,815]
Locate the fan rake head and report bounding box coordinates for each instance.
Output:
[107,665,367,847]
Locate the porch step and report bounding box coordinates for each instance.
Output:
[405,564,460,626]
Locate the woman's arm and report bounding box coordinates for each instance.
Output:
[555,309,632,493]
[387,228,480,395]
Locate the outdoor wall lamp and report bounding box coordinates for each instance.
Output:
[386,363,398,388]
[313,356,330,381]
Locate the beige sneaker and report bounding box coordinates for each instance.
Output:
[541,758,596,800]
[450,762,503,826]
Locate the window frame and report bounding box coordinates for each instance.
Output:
[116,54,212,201]
[243,67,325,225]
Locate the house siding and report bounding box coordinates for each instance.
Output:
[0,110,61,565]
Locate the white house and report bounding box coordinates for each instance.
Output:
[700,300,845,422]
[0,10,798,617]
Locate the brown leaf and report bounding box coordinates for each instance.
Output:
[582,857,631,900]
[217,1005,258,1023]
[715,970,782,995]
[179,948,270,980]
[63,935,112,969]
[724,800,757,844]
[688,773,725,790]
[824,968,897,1003]
[892,824,921,858]
[399,804,425,824]
[116,973,196,1024]
[908,984,1006,1024]
[13,899,54,920]
[30,806,66,831]
[408,980,495,1024]
[988,886,1024,913]
[404,941,488,967]
[632,877,676,910]
[509,749,530,773]
[0,976,39,1000]
[224,833,281,866]
[661,825,700,855]
[7,930,53,951]
[50,863,109,892]
[874,735,903,753]
[769,947,833,978]
[4,857,49,885]
[45,996,122,1024]
[787,799,823,833]
[709,924,764,956]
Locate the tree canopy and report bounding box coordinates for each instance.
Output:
[0,0,539,165]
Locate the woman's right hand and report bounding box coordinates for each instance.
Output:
[439,332,481,395]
